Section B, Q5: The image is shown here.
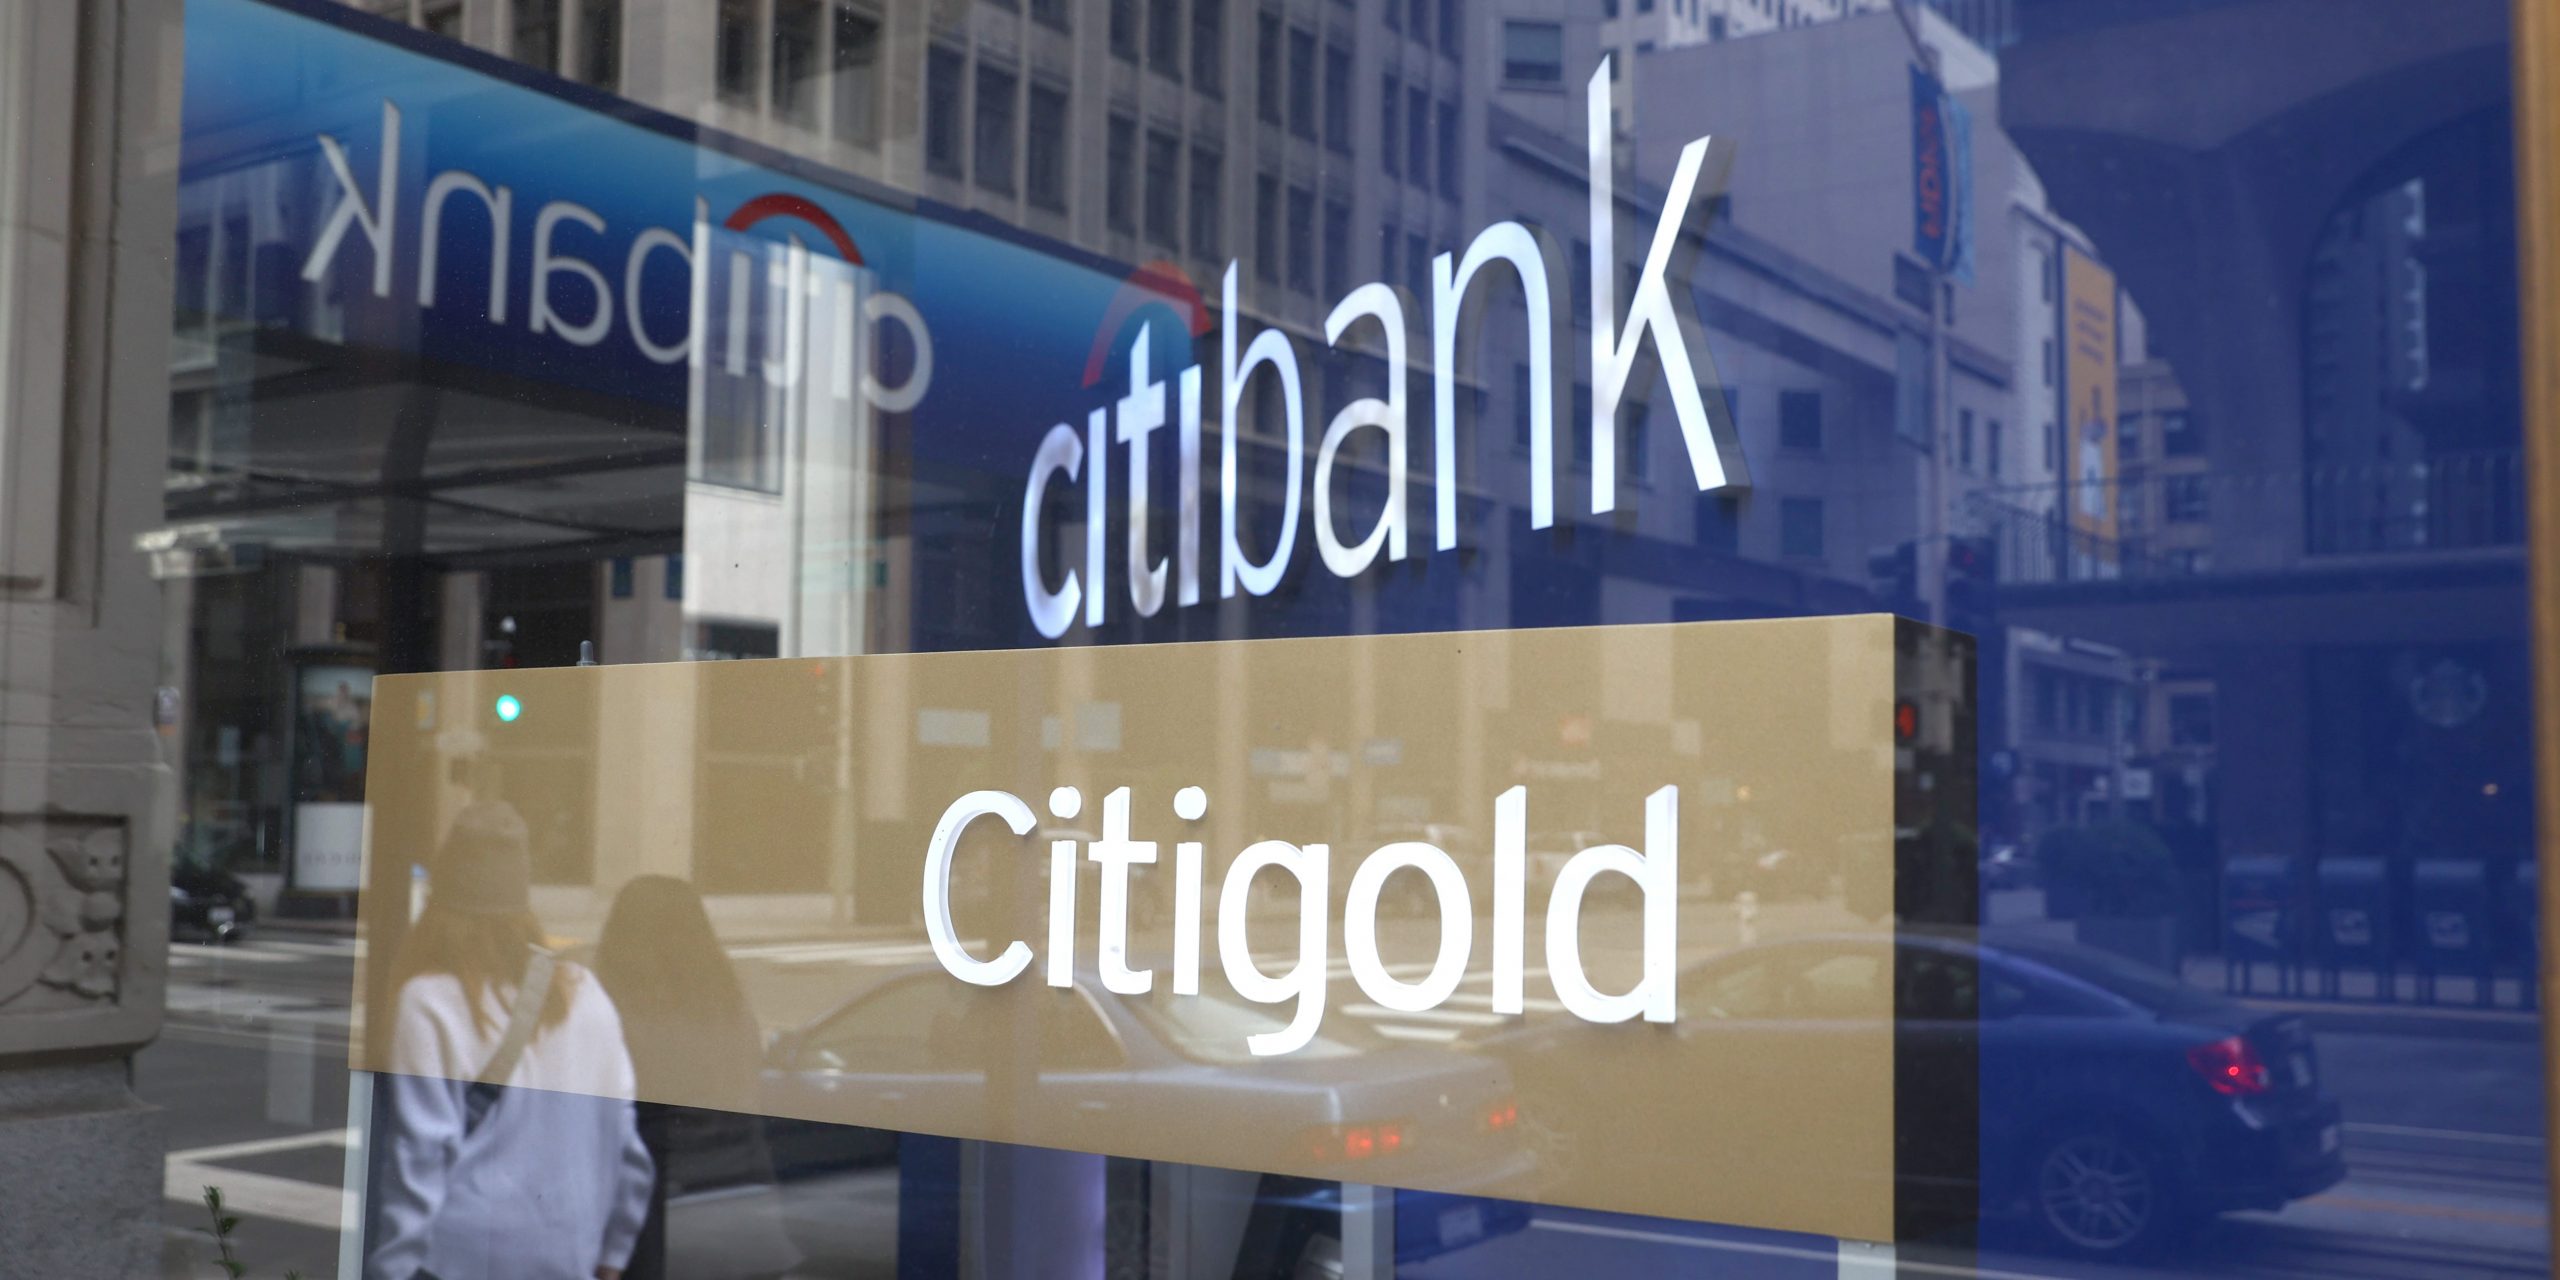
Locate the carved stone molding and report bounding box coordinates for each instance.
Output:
[0,820,128,1014]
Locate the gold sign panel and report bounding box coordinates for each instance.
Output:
[355,616,1974,1244]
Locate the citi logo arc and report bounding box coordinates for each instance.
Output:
[299,99,933,412]
[1021,61,1750,639]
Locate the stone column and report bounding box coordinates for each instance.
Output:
[0,0,182,1273]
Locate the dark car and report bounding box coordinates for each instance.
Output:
[759,966,1535,1272]
[1498,932,2344,1260]
[170,861,255,943]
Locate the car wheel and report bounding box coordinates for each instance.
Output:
[2032,1127,2183,1257]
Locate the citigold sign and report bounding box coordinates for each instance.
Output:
[355,616,1973,1244]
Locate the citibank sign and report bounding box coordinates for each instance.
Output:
[298,99,933,412]
[1020,62,1750,638]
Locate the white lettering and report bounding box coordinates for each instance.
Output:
[1588,58,1746,505]
[1217,839,1329,1056]
[1220,262,1306,599]
[1020,423,1084,639]
[1117,328,1171,618]
[530,200,614,346]
[1316,283,1410,577]
[1545,784,1681,1024]
[419,169,510,323]
[922,790,1037,986]
[302,100,401,299]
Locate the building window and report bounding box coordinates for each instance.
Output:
[2041,337,2055,387]
[2161,409,2203,457]
[1405,231,1429,304]
[1145,131,1181,248]
[2169,692,2215,746]
[972,64,1016,195]
[1149,0,1183,78]
[2163,474,2210,524]
[924,46,965,177]
[1959,408,1975,469]
[2044,420,2058,471]
[1111,0,1140,61]
[772,0,823,127]
[422,1,463,38]
[1032,0,1071,32]
[1512,364,1535,454]
[1381,74,1402,177]
[1189,148,1223,259]
[1987,418,2003,478]
[577,0,620,90]
[1287,28,1316,140]
[2116,411,2143,463]
[1779,389,1823,450]
[1436,100,1459,195]
[1256,13,1283,126]
[609,557,634,599]
[831,5,881,147]
[717,0,757,104]
[1406,86,1428,184]
[1322,45,1351,154]
[665,554,685,600]
[1571,239,1592,319]
[1192,0,1225,96]
[1502,20,1563,85]
[1378,223,1399,291]
[1322,199,1351,297]
[1027,85,1070,212]
[1255,175,1279,283]
[513,0,561,73]
[1439,0,1461,58]
[1407,0,1430,46]
[1285,186,1315,295]
[1624,400,1653,483]
[1106,116,1137,232]
[1780,497,1825,559]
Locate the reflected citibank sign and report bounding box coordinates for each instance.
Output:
[1019,64,1751,637]
[357,616,1975,1242]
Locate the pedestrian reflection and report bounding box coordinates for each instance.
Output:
[594,875,799,1280]
[367,803,654,1280]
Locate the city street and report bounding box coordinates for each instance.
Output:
[146,921,2549,1279]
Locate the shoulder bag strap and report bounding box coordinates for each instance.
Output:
[475,946,557,1087]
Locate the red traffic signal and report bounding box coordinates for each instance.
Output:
[1893,699,1920,744]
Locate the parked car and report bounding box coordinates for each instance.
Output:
[760,965,1534,1270]
[1494,931,2344,1259]
[170,861,255,943]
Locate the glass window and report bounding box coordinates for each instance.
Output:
[1106,114,1136,233]
[577,0,620,90]
[1322,44,1351,155]
[1110,0,1139,62]
[1191,0,1224,96]
[1501,19,1562,86]
[1027,84,1070,213]
[1144,130,1181,248]
[513,0,561,73]
[1254,11,1281,125]
[972,63,1016,195]
[1780,496,1825,558]
[1032,0,1070,33]
[1779,388,1822,450]
[1285,185,1313,295]
[924,44,965,176]
[771,0,822,127]
[1253,172,1278,283]
[716,0,756,104]
[831,4,880,147]
[1380,72,1402,177]
[1148,0,1182,78]
[1188,146,1223,260]
[1287,28,1315,141]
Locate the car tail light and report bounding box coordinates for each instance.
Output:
[1304,1122,1407,1161]
[2187,1035,2272,1097]
[1484,1099,1521,1132]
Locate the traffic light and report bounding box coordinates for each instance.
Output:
[1868,541,1918,616]
[1945,535,1996,631]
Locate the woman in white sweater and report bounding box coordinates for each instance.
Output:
[366,803,655,1280]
